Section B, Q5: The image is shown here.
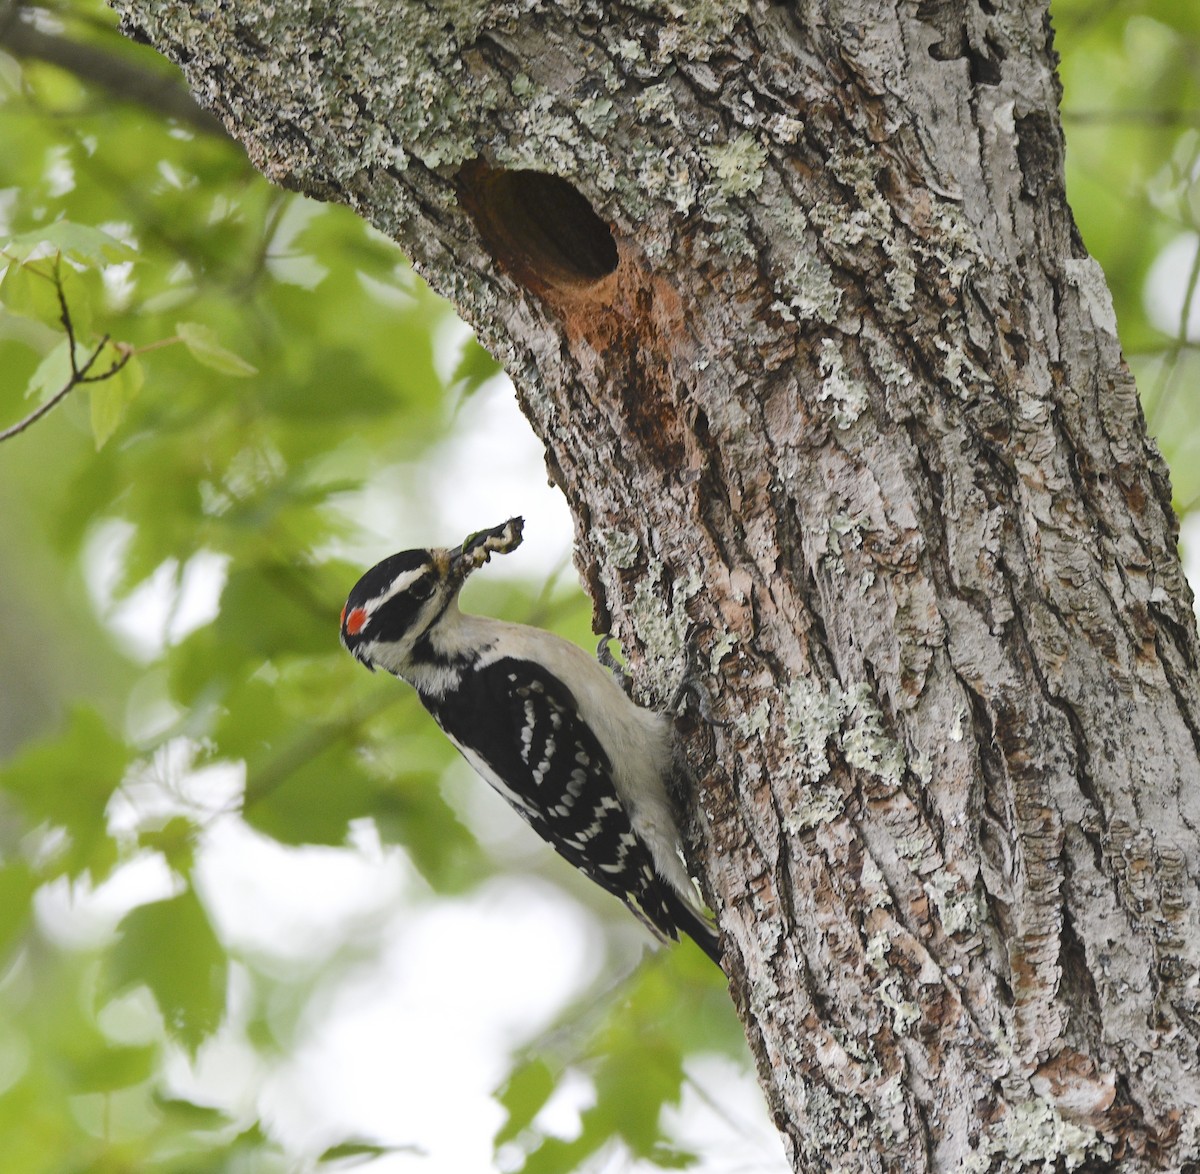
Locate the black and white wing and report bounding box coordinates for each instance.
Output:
[419,656,698,948]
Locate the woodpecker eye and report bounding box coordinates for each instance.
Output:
[408,575,436,602]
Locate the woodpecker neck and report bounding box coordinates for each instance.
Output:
[401,601,501,698]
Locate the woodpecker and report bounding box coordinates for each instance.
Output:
[339,518,721,966]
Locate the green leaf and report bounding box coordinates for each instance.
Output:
[593,1043,684,1156]
[242,733,379,846]
[318,1139,413,1165]
[0,256,72,331]
[152,1092,235,1130]
[0,863,37,957]
[137,816,198,874]
[372,764,484,893]
[177,320,258,376]
[68,1042,158,1093]
[106,889,227,1054]
[87,344,144,449]
[494,1056,557,1147]
[0,707,128,881]
[2,221,135,265]
[519,1132,605,1174]
[24,337,72,403]
[449,334,502,397]
[261,346,398,418]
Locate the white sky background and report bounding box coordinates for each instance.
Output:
[59,230,1200,1174]
[1146,229,1200,602]
[1145,231,1200,344]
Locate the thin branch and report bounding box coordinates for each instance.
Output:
[55,258,80,378]
[127,333,184,357]
[0,2,227,137]
[1180,242,1200,353]
[79,345,133,383]
[1148,238,1200,432]
[240,690,403,810]
[0,360,86,442]
[0,255,137,444]
[1062,108,1200,128]
[0,331,128,443]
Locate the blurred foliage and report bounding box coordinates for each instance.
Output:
[0,0,1197,1171]
[494,949,747,1173]
[0,1,736,1170]
[1055,0,1200,507]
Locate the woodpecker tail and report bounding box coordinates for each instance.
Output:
[664,889,723,969]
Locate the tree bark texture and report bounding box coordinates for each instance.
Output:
[113,1,1200,1169]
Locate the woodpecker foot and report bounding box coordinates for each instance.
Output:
[597,634,633,696]
[669,641,729,728]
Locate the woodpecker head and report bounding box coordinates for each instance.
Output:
[340,517,524,677]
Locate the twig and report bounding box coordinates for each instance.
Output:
[0,4,227,137]
[0,333,128,443]
[0,365,85,442]
[1147,238,1200,432]
[0,257,134,444]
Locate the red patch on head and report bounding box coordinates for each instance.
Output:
[345,607,368,636]
[339,604,347,628]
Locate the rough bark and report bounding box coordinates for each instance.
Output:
[111,1,1200,1169]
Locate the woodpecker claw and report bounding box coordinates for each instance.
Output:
[669,631,729,727]
[597,634,633,696]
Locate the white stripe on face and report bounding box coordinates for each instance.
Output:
[359,566,437,627]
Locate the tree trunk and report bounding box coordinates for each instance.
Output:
[113,1,1200,1168]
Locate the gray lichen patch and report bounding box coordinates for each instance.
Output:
[863,332,915,395]
[841,684,906,787]
[782,678,907,789]
[735,698,772,740]
[784,783,846,831]
[1062,257,1120,338]
[922,868,980,936]
[703,134,769,199]
[818,340,870,429]
[877,976,921,1036]
[633,81,683,129]
[113,0,506,188]
[600,527,642,570]
[637,0,752,63]
[882,237,916,313]
[629,559,703,698]
[784,676,844,782]
[962,1098,1111,1172]
[630,143,697,220]
[772,255,843,325]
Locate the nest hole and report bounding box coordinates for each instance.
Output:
[458,165,619,293]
